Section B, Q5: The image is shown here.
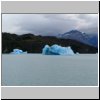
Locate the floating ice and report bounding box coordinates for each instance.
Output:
[76,52,79,54]
[42,44,74,55]
[11,49,27,54]
[42,45,50,55]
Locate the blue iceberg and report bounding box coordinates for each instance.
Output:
[42,44,74,55]
[42,45,51,55]
[11,49,27,54]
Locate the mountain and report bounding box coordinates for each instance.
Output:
[2,32,98,53]
[88,34,98,47]
[57,30,98,48]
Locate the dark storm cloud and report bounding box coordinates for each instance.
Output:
[2,14,98,36]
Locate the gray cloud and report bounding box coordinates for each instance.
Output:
[2,14,98,36]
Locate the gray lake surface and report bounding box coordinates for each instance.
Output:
[2,54,98,86]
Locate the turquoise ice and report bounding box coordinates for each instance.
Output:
[11,49,27,54]
[42,44,74,55]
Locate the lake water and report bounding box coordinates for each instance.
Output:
[2,54,98,86]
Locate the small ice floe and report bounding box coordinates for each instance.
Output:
[76,52,79,54]
[42,44,74,55]
[11,49,27,54]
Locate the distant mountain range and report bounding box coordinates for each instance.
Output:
[57,30,98,48]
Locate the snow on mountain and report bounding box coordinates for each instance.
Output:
[57,30,98,48]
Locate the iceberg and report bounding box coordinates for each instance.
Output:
[42,44,74,55]
[11,49,27,54]
[42,45,50,55]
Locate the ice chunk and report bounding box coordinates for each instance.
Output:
[76,52,79,54]
[11,49,27,54]
[42,44,74,55]
[49,44,62,55]
[42,45,51,55]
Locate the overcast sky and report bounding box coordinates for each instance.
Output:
[2,14,98,36]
